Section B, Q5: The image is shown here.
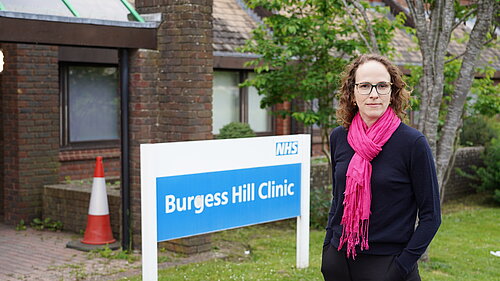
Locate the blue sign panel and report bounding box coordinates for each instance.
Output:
[156,164,301,242]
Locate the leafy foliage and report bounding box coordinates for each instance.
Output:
[405,59,499,130]
[88,246,139,263]
[457,136,500,204]
[30,217,63,231]
[471,138,500,203]
[310,185,332,230]
[216,122,256,139]
[240,0,403,142]
[459,115,498,147]
[16,219,27,231]
[468,66,500,117]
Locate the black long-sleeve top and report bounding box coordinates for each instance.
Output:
[324,123,441,275]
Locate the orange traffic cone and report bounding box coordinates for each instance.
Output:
[81,156,116,245]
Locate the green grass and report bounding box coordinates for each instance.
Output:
[121,193,499,281]
[419,194,499,281]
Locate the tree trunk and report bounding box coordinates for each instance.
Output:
[414,0,456,157]
[435,0,496,195]
[388,0,496,264]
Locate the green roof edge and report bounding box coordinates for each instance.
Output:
[61,0,80,17]
[120,0,145,23]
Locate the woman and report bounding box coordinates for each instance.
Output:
[321,54,441,281]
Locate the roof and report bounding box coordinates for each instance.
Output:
[0,0,144,23]
[212,0,500,72]
[213,0,260,57]
[0,0,157,49]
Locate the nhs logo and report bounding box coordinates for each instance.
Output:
[276,141,299,156]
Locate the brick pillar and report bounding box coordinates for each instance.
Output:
[156,0,213,141]
[129,48,161,248]
[1,44,60,224]
[130,0,213,250]
[0,45,3,220]
[275,102,291,135]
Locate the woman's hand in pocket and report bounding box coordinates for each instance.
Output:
[384,258,405,281]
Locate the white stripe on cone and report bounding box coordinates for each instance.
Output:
[88,177,110,216]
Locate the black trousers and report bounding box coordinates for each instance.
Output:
[321,244,421,281]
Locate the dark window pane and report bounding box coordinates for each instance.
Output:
[68,66,119,142]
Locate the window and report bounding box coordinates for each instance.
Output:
[60,64,120,148]
[213,71,272,135]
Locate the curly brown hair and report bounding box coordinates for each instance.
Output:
[336,54,411,128]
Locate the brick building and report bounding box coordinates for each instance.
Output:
[0,0,498,251]
[0,0,293,250]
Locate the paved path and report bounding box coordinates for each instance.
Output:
[0,223,139,280]
[0,223,222,280]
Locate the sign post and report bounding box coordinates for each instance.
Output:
[141,135,310,280]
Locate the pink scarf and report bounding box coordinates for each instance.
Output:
[338,107,401,258]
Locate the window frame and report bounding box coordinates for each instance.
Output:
[59,62,120,150]
[213,69,274,136]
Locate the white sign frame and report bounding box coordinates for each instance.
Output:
[141,135,310,280]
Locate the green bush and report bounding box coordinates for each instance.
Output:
[310,185,332,230]
[459,137,500,204]
[216,122,256,139]
[460,115,498,146]
[474,137,500,203]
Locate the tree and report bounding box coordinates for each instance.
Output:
[240,0,404,161]
[386,0,498,202]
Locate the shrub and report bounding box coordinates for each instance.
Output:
[459,137,500,204]
[460,115,497,146]
[310,185,332,230]
[216,122,256,139]
[474,137,500,203]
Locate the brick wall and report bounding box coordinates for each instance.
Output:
[43,182,121,238]
[157,0,213,142]
[58,149,121,182]
[310,161,331,190]
[311,130,327,157]
[129,48,161,249]
[0,46,3,220]
[1,43,60,224]
[442,146,484,201]
[275,102,291,135]
[130,0,214,250]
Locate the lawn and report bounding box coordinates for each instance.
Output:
[121,193,499,280]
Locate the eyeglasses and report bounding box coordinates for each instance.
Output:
[355,82,393,95]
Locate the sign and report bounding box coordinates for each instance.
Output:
[141,135,310,280]
[156,164,301,241]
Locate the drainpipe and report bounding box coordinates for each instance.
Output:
[119,48,131,251]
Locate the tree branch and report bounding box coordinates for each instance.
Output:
[382,0,415,28]
[340,0,376,54]
[406,0,432,132]
[445,36,496,64]
[451,8,477,32]
[349,0,380,54]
